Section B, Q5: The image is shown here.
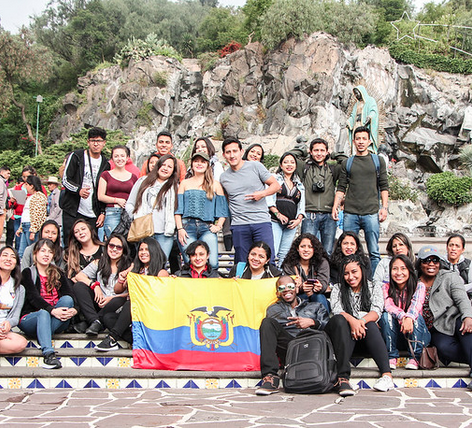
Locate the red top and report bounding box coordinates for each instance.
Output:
[39,274,59,306]
[100,171,138,207]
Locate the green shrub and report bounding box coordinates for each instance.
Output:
[262,154,280,171]
[114,34,182,68]
[388,173,418,203]
[426,171,472,206]
[459,145,472,172]
[198,52,220,72]
[153,71,168,87]
[389,43,472,74]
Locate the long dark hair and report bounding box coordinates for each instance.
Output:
[282,233,328,273]
[246,241,272,269]
[0,246,21,291]
[388,254,417,310]
[191,137,216,158]
[26,175,43,192]
[339,254,371,316]
[386,232,415,261]
[133,154,179,213]
[66,219,103,277]
[33,239,62,293]
[242,143,265,162]
[330,231,368,267]
[132,237,167,276]
[98,234,131,287]
[39,220,63,266]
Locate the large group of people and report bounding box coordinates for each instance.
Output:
[0,126,471,399]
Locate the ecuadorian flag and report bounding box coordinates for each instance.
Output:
[127,274,277,371]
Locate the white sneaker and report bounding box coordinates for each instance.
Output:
[373,375,395,392]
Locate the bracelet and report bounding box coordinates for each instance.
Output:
[177,227,183,231]
[90,281,100,290]
[274,212,279,217]
[361,317,367,323]
[381,206,388,210]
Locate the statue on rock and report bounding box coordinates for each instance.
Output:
[346,85,379,153]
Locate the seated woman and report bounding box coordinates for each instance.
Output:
[96,237,169,351]
[379,254,430,370]
[66,219,103,281]
[19,239,77,369]
[21,220,65,271]
[325,254,394,393]
[175,152,228,270]
[282,233,330,312]
[330,231,372,285]
[98,145,138,238]
[74,234,132,335]
[0,246,27,354]
[175,241,220,278]
[446,234,472,297]
[126,154,179,258]
[228,241,281,279]
[418,245,472,390]
[373,232,415,288]
[267,152,305,268]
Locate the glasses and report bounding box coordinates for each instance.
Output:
[277,283,296,292]
[89,138,105,144]
[421,257,440,265]
[108,243,123,251]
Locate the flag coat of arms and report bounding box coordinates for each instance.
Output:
[127,274,277,371]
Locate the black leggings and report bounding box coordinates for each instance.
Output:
[74,281,127,325]
[325,314,391,379]
[103,299,133,344]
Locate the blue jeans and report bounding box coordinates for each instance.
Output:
[19,295,74,356]
[231,222,275,265]
[379,312,431,359]
[103,207,122,239]
[13,217,21,251]
[154,233,174,259]
[178,218,219,269]
[272,221,298,268]
[18,222,37,259]
[343,212,381,273]
[301,212,337,255]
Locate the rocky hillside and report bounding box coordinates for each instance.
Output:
[50,32,472,236]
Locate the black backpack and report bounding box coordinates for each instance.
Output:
[283,329,337,394]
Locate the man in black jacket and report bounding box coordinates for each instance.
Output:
[61,127,110,247]
[256,275,329,395]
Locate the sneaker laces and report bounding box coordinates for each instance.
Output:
[262,374,275,386]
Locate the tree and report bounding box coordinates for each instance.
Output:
[242,0,274,41]
[0,29,52,154]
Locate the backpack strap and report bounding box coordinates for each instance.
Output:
[346,154,380,183]
[30,266,38,285]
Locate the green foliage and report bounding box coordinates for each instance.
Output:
[137,103,155,127]
[197,7,247,53]
[389,43,472,74]
[426,171,472,206]
[114,34,182,67]
[388,173,418,202]
[260,0,379,49]
[0,128,129,180]
[242,0,274,41]
[459,145,472,172]
[153,71,168,87]
[262,154,280,171]
[198,52,220,72]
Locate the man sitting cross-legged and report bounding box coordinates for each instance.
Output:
[256,275,330,395]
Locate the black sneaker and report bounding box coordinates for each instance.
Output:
[255,374,280,395]
[467,380,472,391]
[43,352,62,369]
[336,378,355,397]
[96,335,119,352]
[85,320,103,336]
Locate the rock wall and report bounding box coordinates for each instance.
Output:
[50,32,472,236]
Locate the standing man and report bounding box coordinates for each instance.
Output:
[0,166,10,239]
[61,127,110,247]
[332,126,388,273]
[140,130,186,182]
[298,138,342,255]
[220,137,280,264]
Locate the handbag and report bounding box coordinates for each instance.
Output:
[113,209,132,239]
[127,213,153,243]
[127,194,159,243]
[407,339,440,370]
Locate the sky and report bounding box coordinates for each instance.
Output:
[0,0,432,34]
[0,0,246,33]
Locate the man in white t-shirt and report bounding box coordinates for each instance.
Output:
[61,127,110,247]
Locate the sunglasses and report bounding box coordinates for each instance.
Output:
[421,257,440,265]
[277,283,296,292]
[109,243,123,251]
